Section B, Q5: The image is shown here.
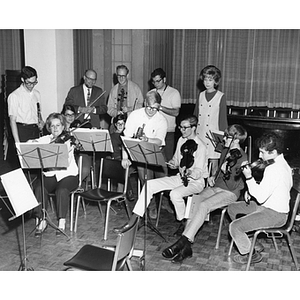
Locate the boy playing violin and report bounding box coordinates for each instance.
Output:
[162,124,248,263]
[227,132,292,264]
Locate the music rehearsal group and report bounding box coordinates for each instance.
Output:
[5,64,294,267]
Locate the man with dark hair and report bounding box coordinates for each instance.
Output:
[227,132,292,264]
[114,115,208,235]
[162,124,248,263]
[8,66,44,143]
[150,68,182,216]
[107,65,144,119]
[150,68,181,162]
[65,69,107,129]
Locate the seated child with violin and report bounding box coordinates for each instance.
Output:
[113,115,208,235]
[161,124,248,263]
[227,132,293,265]
[28,113,79,237]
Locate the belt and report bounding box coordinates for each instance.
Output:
[17,122,38,127]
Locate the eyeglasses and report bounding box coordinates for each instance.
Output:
[85,75,97,82]
[24,80,38,86]
[152,78,163,84]
[65,114,75,117]
[146,106,159,112]
[224,133,234,139]
[178,125,192,131]
[117,75,127,79]
[116,122,125,126]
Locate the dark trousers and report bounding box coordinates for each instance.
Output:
[34,175,79,219]
[17,123,40,142]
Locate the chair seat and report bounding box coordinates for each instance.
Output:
[79,188,125,202]
[64,244,118,271]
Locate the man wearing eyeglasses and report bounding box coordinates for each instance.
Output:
[8,66,44,143]
[122,90,168,183]
[150,68,181,162]
[114,115,208,235]
[65,69,107,129]
[150,68,182,216]
[107,65,144,119]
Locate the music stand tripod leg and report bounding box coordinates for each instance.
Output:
[139,164,167,242]
[18,214,34,271]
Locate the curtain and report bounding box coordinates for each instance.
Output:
[172,29,300,109]
[73,29,93,85]
[146,29,174,90]
[0,29,23,160]
[0,29,23,90]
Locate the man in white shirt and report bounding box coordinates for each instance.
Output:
[121,90,168,184]
[150,68,181,162]
[8,66,44,143]
[227,132,293,264]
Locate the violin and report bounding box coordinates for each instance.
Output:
[239,158,275,182]
[223,148,243,180]
[180,139,198,186]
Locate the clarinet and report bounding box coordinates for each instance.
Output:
[36,102,43,137]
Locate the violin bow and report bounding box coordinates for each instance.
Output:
[213,133,236,181]
[75,90,106,121]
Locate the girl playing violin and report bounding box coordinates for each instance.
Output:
[161,124,248,263]
[28,113,79,237]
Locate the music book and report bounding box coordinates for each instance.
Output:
[121,136,166,168]
[206,129,224,153]
[0,169,39,220]
[72,128,113,152]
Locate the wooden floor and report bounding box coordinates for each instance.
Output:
[1,186,300,272]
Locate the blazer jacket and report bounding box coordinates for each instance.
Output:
[65,84,107,128]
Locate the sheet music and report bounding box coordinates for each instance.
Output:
[72,128,113,152]
[0,169,39,219]
[121,136,166,167]
[15,143,68,169]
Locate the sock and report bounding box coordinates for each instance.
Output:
[58,218,66,230]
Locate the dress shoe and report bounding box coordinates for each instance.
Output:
[113,223,130,234]
[162,235,189,259]
[233,250,263,264]
[35,220,47,238]
[171,243,193,264]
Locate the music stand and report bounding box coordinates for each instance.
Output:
[121,136,167,242]
[72,128,113,187]
[0,168,39,270]
[15,142,70,238]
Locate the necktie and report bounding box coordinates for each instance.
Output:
[87,88,91,106]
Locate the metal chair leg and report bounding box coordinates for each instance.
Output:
[228,239,234,256]
[216,207,227,249]
[246,231,259,271]
[156,192,163,228]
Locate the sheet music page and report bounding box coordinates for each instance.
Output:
[0,169,39,218]
[72,129,113,152]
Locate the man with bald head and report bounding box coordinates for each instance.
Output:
[65,69,107,128]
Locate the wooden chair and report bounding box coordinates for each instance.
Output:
[64,217,139,271]
[74,158,131,240]
[228,171,300,271]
